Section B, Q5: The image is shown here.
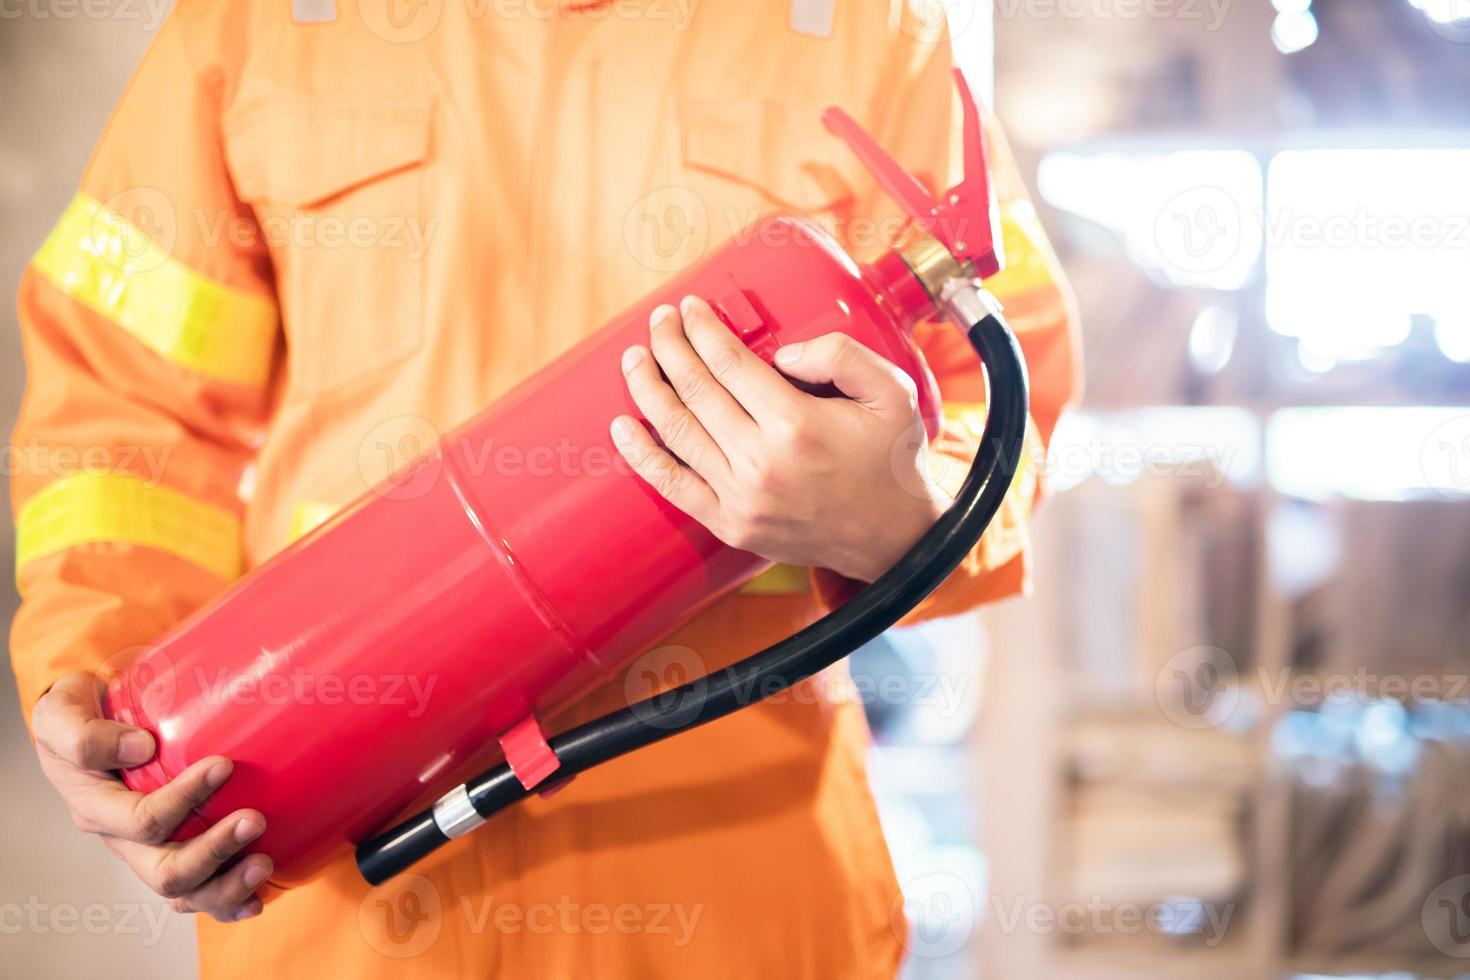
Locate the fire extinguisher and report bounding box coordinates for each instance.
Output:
[102,67,1031,888]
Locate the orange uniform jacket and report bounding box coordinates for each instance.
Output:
[10,0,1080,976]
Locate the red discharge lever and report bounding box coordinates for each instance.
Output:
[821,67,1002,279]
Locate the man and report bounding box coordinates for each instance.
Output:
[11,0,1079,975]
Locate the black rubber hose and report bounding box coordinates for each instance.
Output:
[358,307,1029,885]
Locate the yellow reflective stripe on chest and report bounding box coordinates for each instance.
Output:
[32,193,277,387]
[15,473,242,583]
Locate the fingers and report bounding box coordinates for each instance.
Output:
[132,756,236,843]
[185,854,272,922]
[647,302,755,445]
[676,296,798,426]
[774,332,919,415]
[35,672,269,924]
[33,672,155,771]
[70,755,233,844]
[107,811,270,922]
[620,344,730,484]
[610,415,722,526]
[130,809,266,904]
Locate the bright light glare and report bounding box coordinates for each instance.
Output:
[1266,148,1470,360]
[1423,0,1470,23]
[1266,501,1340,598]
[1038,150,1262,290]
[1434,319,1470,363]
[1272,0,1312,15]
[1295,338,1338,374]
[1271,10,1319,52]
[1189,305,1238,375]
[1267,406,1470,500]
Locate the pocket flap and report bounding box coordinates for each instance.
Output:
[680,98,855,213]
[224,95,434,208]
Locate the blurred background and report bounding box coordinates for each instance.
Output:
[876,0,1470,977]
[1,9,202,980]
[3,0,1469,977]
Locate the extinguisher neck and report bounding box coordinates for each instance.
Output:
[898,233,975,307]
[866,232,975,332]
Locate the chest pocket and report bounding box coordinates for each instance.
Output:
[223,95,434,397]
[679,98,857,222]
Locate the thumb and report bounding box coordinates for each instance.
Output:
[33,671,156,771]
[773,333,918,414]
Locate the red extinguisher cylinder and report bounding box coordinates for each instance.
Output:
[103,216,944,884]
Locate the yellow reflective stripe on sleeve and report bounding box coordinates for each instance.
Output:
[985,202,1056,300]
[31,193,277,387]
[15,473,243,583]
[740,563,811,595]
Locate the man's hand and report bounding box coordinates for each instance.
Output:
[611,297,950,584]
[31,672,272,922]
